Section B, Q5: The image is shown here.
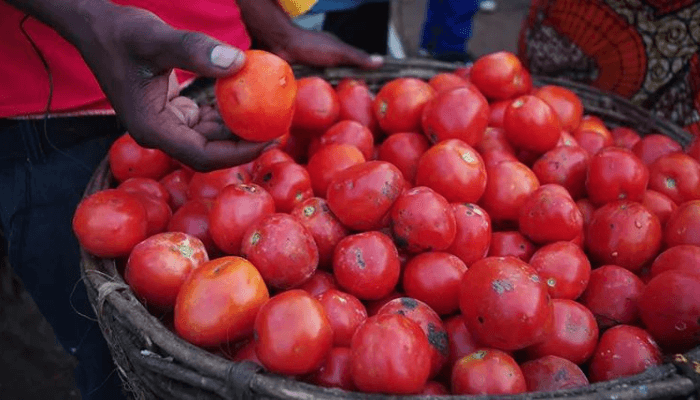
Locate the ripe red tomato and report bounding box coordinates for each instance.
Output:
[639,270,700,352]
[307,347,354,391]
[373,77,435,134]
[209,183,275,255]
[585,147,649,206]
[252,161,313,213]
[230,340,262,366]
[118,177,171,204]
[109,133,173,182]
[611,126,642,150]
[350,313,432,394]
[532,145,590,200]
[307,143,365,197]
[475,126,515,154]
[459,256,553,350]
[451,349,526,395]
[528,241,591,300]
[402,252,468,315]
[447,203,491,267]
[326,161,404,231]
[187,165,250,199]
[290,197,349,269]
[487,231,537,262]
[525,299,598,365]
[427,72,470,94]
[254,290,334,375]
[518,184,583,244]
[576,198,596,228]
[579,265,644,330]
[419,381,449,395]
[291,76,340,137]
[534,85,583,132]
[311,120,374,160]
[648,152,700,204]
[632,133,683,166]
[665,200,700,246]
[588,325,662,383]
[333,231,400,300]
[687,135,700,163]
[72,189,148,258]
[377,298,449,378]
[174,256,269,347]
[586,201,662,272]
[415,139,487,203]
[167,198,218,255]
[642,189,677,227]
[441,315,480,380]
[125,232,208,311]
[159,169,191,211]
[377,132,430,183]
[241,213,318,289]
[650,245,700,279]
[294,270,338,297]
[390,186,456,253]
[488,100,511,128]
[129,192,172,236]
[573,129,614,156]
[503,95,561,154]
[420,85,490,146]
[480,160,540,223]
[315,289,367,347]
[336,78,379,136]
[469,51,526,101]
[520,355,589,392]
[251,148,294,177]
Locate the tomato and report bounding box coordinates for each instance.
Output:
[333,231,400,300]
[488,100,511,128]
[420,85,490,146]
[639,270,700,352]
[586,147,649,205]
[414,139,487,203]
[518,184,583,244]
[209,183,275,255]
[480,149,519,168]
[118,177,170,204]
[459,256,553,350]
[576,198,596,229]
[336,78,379,136]
[159,169,190,211]
[557,130,579,147]
[307,144,365,197]
[586,201,662,272]
[588,325,662,383]
[480,160,540,223]
[72,189,148,258]
[611,126,641,150]
[469,51,526,101]
[650,245,700,279]
[534,85,583,132]
[377,132,430,183]
[475,126,515,155]
[503,95,561,154]
[427,72,470,94]
[326,161,404,231]
[419,381,449,395]
[403,252,467,316]
[447,203,491,267]
[252,161,313,213]
[129,192,172,236]
[188,165,250,199]
[109,133,173,182]
[373,77,435,134]
[377,298,449,378]
[174,256,269,347]
[687,135,700,163]
[454,65,472,80]
[125,232,208,311]
[251,148,294,178]
[665,200,700,246]
[307,347,354,391]
[632,133,683,166]
[290,197,350,269]
[310,120,374,160]
[531,145,590,200]
[528,241,591,300]
[315,289,367,347]
[525,299,598,364]
[574,115,610,138]
[520,355,589,392]
[215,50,296,142]
[642,189,678,227]
[167,198,218,256]
[648,152,700,204]
[390,186,456,253]
[441,315,480,380]
[574,129,614,156]
[488,231,536,262]
[291,76,340,137]
[578,265,644,330]
[230,340,262,366]
[451,349,526,395]
[241,213,318,289]
[294,270,338,297]
[350,313,431,394]
[254,290,333,375]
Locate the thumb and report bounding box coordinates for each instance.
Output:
[156,29,246,77]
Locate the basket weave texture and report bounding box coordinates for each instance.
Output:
[82,58,698,400]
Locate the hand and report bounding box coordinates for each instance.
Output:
[76,5,273,171]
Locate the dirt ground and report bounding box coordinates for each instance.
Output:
[0,2,529,399]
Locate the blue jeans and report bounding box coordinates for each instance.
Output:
[420,0,480,60]
[0,117,126,400]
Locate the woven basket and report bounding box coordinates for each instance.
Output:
[82,58,699,400]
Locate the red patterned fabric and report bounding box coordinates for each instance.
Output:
[519,0,700,136]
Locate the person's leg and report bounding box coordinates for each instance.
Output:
[0,117,126,400]
[322,1,390,55]
[420,0,480,62]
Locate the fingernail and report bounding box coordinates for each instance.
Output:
[211,45,243,68]
[370,54,384,64]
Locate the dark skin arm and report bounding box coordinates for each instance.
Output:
[6,0,382,171]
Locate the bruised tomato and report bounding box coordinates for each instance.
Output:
[373,78,435,134]
[390,186,456,253]
[488,231,536,262]
[420,85,490,146]
[518,184,583,244]
[291,77,340,137]
[291,197,350,269]
[579,265,645,330]
[377,132,430,183]
[532,145,590,200]
[447,203,491,267]
[253,161,313,213]
[520,356,588,392]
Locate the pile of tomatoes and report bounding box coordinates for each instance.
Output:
[72,50,700,396]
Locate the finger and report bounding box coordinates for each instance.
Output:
[167,96,200,127]
[167,70,180,100]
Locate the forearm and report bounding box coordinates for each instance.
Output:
[237,0,297,51]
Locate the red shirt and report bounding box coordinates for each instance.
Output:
[0,1,251,118]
